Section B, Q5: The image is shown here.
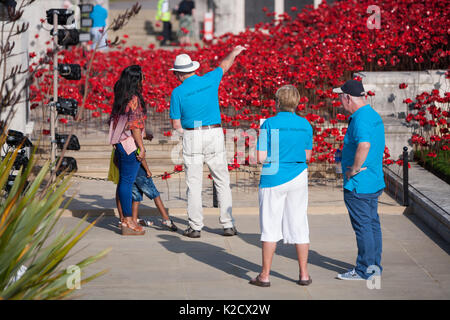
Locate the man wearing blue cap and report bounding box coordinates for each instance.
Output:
[333,79,385,281]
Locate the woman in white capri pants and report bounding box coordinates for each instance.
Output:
[250,85,313,287]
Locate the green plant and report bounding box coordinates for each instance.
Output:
[414,149,450,184]
[0,134,110,299]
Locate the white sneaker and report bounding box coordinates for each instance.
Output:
[337,268,365,280]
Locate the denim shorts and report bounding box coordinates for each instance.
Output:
[131,166,161,202]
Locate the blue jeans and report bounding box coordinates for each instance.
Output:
[132,166,160,202]
[115,143,140,217]
[344,188,383,279]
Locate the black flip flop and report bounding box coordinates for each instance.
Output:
[297,276,312,286]
[249,275,270,287]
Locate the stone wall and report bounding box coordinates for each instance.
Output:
[355,70,449,160]
[0,0,66,135]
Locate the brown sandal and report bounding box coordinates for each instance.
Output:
[249,275,270,287]
[121,221,145,236]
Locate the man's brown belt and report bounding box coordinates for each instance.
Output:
[184,124,222,130]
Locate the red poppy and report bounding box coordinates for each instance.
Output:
[403,98,413,104]
[162,172,171,180]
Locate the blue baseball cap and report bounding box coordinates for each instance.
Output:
[333,80,366,97]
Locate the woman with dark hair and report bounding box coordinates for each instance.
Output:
[109,65,147,235]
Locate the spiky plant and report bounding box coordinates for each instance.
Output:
[0,133,110,300]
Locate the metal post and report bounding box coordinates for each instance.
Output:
[212,180,218,208]
[403,146,409,206]
[51,12,58,169]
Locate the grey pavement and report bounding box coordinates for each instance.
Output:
[56,183,450,300]
[63,177,399,215]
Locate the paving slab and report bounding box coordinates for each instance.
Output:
[56,211,450,300]
[63,177,399,216]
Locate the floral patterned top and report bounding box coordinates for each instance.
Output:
[125,95,147,131]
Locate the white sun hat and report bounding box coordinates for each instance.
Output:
[169,54,200,72]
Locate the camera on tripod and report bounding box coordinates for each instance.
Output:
[51,28,80,46]
[4,174,29,194]
[13,149,29,170]
[6,130,33,148]
[55,134,80,151]
[53,97,78,117]
[58,64,81,80]
[56,156,78,176]
[46,9,74,25]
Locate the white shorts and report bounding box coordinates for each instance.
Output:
[258,169,309,244]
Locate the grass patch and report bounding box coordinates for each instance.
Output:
[414,149,450,184]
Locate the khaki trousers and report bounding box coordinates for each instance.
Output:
[182,127,234,231]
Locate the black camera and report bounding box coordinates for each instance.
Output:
[4,174,28,194]
[13,149,29,170]
[51,29,79,46]
[54,97,78,117]
[58,64,81,80]
[46,9,74,25]
[5,174,16,193]
[6,130,33,148]
[55,134,80,151]
[56,156,78,176]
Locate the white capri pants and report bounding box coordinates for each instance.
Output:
[258,169,309,244]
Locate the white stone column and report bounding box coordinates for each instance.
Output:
[214,0,245,37]
[234,0,245,34]
[0,20,29,134]
[314,0,322,9]
[274,0,284,17]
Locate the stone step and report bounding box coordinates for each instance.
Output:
[36,139,179,150]
[63,149,180,160]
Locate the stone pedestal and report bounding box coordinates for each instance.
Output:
[354,70,449,160]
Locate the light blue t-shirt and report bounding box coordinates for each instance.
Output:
[257,112,313,188]
[342,104,386,193]
[170,67,223,129]
[90,5,107,28]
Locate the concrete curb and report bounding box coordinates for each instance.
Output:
[384,167,450,242]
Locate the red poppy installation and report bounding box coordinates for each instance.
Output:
[30,0,449,177]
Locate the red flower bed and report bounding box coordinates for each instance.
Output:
[30,0,449,170]
[405,88,450,180]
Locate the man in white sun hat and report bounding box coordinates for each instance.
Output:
[169,46,246,238]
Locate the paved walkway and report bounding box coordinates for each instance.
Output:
[63,177,398,215]
[57,183,450,300]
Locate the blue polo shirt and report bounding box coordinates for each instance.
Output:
[170,67,223,129]
[257,112,313,188]
[90,5,107,28]
[342,104,386,193]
